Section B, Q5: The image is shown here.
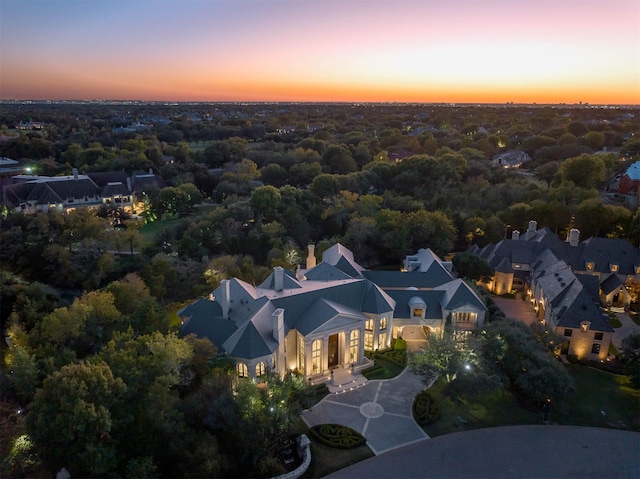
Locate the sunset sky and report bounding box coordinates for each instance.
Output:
[1,0,639,104]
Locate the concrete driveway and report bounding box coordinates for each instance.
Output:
[301,369,429,455]
[492,295,539,325]
[611,312,640,350]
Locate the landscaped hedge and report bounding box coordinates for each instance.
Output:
[376,349,407,367]
[412,391,441,426]
[309,424,367,449]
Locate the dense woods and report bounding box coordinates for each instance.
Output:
[1,102,638,477]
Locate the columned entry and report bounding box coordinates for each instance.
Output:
[328,334,339,368]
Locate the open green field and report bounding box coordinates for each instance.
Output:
[553,364,639,431]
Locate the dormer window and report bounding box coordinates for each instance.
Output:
[586,262,594,271]
[580,321,590,333]
[635,265,640,275]
[408,296,426,320]
[610,264,619,273]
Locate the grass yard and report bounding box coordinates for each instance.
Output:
[423,364,640,437]
[138,217,183,245]
[552,364,639,431]
[362,356,406,380]
[423,379,540,437]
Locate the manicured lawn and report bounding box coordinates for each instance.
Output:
[362,356,406,380]
[301,440,373,479]
[139,217,183,245]
[552,364,639,431]
[423,364,640,437]
[423,379,540,437]
[608,313,623,328]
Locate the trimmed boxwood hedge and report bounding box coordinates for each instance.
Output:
[376,349,407,367]
[412,391,441,426]
[309,424,367,449]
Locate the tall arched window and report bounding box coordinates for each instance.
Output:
[380,317,387,330]
[312,339,322,374]
[365,319,374,350]
[379,332,387,350]
[298,335,305,372]
[237,363,248,378]
[256,362,266,377]
[349,329,359,363]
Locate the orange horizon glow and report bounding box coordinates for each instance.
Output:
[1,0,639,105]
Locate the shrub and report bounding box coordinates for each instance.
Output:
[309,424,366,449]
[394,338,407,351]
[412,391,441,426]
[377,349,407,367]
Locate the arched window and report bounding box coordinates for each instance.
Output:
[256,362,266,377]
[349,329,359,363]
[365,319,374,350]
[298,335,305,372]
[237,363,248,378]
[312,339,322,374]
[379,332,387,350]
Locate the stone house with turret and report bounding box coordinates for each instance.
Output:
[469,221,640,360]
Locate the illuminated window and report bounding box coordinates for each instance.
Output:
[586,262,594,271]
[365,319,373,331]
[635,265,640,275]
[312,340,322,374]
[379,332,387,349]
[563,329,573,337]
[580,321,590,333]
[591,343,601,354]
[256,362,266,377]
[349,330,359,363]
[454,312,477,323]
[237,363,248,378]
[365,332,373,350]
[412,308,423,318]
[610,264,618,272]
[380,317,387,330]
[594,332,603,341]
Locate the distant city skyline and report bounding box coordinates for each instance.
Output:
[1,0,638,105]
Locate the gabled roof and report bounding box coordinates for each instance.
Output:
[361,281,396,314]
[304,262,353,281]
[494,257,515,274]
[362,270,453,289]
[433,279,488,311]
[600,273,624,295]
[223,320,276,359]
[385,289,444,320]
[295,298,366,336]
[624,161,640,181]
[321,243,365,277]
[258,268,302,290]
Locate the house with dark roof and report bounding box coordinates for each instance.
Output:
[468,221,639,360]
[179,244,487,381]
[618,161,640,195]
[1,167,168,215]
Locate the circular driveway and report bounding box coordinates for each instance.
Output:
[301,369,429,455]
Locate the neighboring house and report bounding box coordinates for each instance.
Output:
[468,221,640,360]
[618,161,640,194]
[491,150,531,169]
[179,244,487,381]
[0,168,166,215]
